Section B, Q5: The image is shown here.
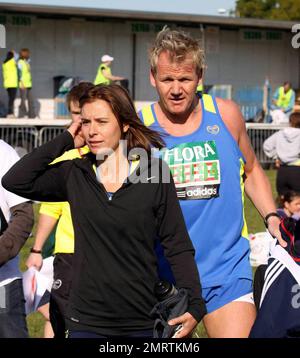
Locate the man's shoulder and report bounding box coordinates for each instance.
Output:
[215,97,244,118]
[215,97,245,139]
[215,97,240,111]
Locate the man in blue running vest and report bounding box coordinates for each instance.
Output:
[139,27,285,338]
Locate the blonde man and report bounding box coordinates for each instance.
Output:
[139,27,285,338]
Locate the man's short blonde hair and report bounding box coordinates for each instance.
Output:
[149,27,205,76]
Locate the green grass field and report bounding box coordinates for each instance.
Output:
[21,170,277,338]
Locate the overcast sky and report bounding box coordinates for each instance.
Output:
[0,0,237,16]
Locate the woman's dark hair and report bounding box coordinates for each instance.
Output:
[79,84,165,153]
[4,51,14,63]
[277,191,300,208]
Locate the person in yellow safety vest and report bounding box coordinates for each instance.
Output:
[270,81,295,124]
[2,50,18,118]
[94,54,125,85]
[18,48,36,118]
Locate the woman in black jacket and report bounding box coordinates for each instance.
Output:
[3,84,206,338]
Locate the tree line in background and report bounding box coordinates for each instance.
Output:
[236,0,300,21]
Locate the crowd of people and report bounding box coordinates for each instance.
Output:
[1,50,128,119]
[0,27,299,339]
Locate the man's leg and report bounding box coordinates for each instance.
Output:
[18,88,27,118]
[7,88,17,115]
[27,88,36,118]
[0,279,29,338]
[38,303,54,338]
[202,279,256,338]
[203,301,256,338]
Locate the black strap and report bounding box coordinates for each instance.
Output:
[264,212,281,228]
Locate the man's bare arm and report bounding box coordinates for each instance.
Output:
[217,98,285,246]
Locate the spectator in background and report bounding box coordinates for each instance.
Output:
[94,54,125,86]
[2,50,18,118]
[18,48,36,118]
[0,140,34,338]
[25,82,93,338]
[270,82,295,124]
[263,112,300,196]
[277,191,300,221]
[252,190,300,320]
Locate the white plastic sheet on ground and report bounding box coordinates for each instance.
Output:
[249,231,275,267]
[22,256,54,314]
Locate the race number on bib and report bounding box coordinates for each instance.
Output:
[161,141,221,200]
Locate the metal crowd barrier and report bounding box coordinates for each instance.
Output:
[0,119,70,156]
[0,125,38,157]
[0,121,288,164]
[246,123,288,166]
[37,123,288,164]
[39,126,66,146]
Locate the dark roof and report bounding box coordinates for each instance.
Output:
[0,2,297,30]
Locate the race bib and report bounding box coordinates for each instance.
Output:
[161,141,221,200]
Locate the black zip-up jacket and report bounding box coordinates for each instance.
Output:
[2,131,206,335]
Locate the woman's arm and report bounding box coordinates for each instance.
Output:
[2,131,75,202]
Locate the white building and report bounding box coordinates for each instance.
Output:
[0,2,299,118]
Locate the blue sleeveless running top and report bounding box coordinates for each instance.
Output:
[139,94,252,287]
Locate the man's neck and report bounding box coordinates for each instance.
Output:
[159,96,199,123]
[155,96,202,136]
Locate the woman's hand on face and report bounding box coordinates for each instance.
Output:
[68,121,86,148]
